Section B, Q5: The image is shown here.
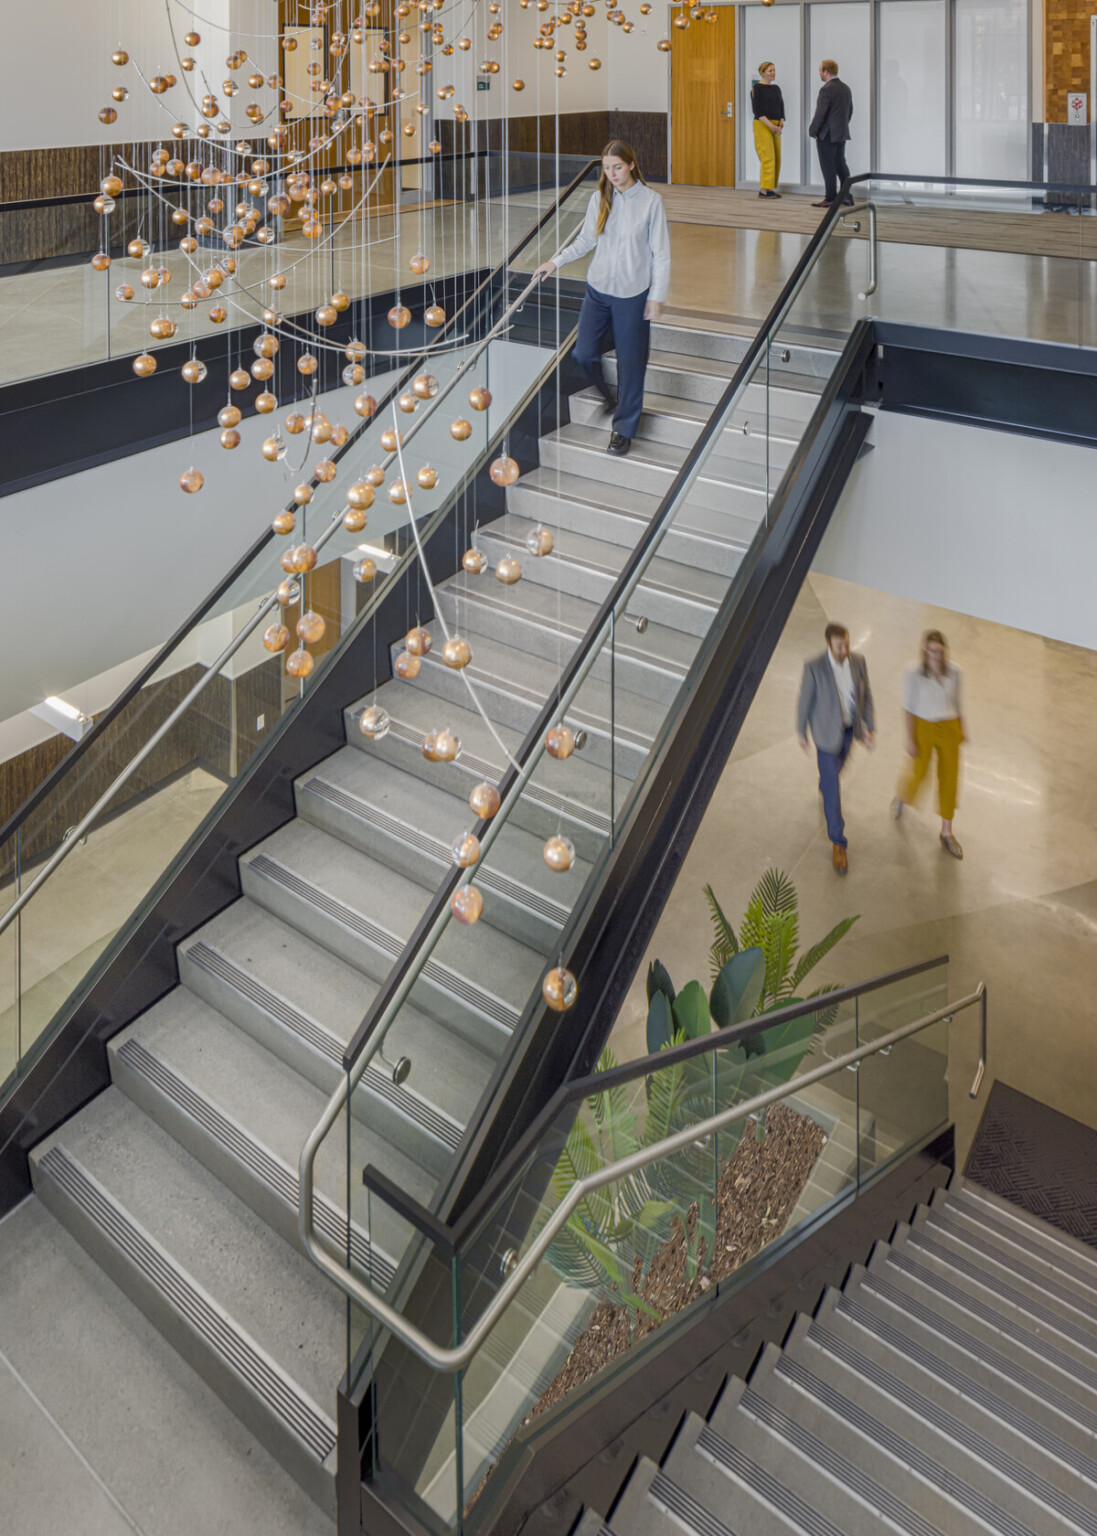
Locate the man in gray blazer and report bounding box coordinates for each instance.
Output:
[797,622,875,874]
[809,60,854,208]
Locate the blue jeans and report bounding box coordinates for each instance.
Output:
[817,726,854,847]
[574,284,651,438]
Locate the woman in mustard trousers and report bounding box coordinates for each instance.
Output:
[891,630,967,858]
[751,62,785,199]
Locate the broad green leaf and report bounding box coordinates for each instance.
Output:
[750,1012,816,1088]
[672,980,711,1041]
[710,949,765,1028]
[646,990,674,1056]
[646,959,676,1005]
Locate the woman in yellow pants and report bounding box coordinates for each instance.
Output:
[751,63,785,199]
[892,630,966,857]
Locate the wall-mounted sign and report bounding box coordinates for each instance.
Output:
[1067,92,1087,125]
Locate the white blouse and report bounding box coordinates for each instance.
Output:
[902,662,962,722]
[551,182,671,303]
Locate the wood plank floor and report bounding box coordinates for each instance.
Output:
[662,184,1097,260]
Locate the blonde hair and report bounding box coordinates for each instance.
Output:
[758,61,775,75]
[595,141,645,235]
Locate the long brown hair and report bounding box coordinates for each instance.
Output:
[595,141,645,235]
[921,629,948,676]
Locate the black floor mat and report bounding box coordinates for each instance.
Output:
[965,1081,1097,1250]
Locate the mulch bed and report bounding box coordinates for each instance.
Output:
[524,1100,826,1422]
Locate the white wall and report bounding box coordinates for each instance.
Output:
[607,13,670,116]
[814,410,1097,652]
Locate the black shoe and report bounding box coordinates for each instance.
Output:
[758,190,781,199]
[841,196,855,206]
[597,392,617,417]
[607,432,631,456]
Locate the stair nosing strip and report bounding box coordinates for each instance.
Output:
[877,1251,1097,1405]
[115,1038,398,1290]
[185,940,462,1149]
[837,1288,1097,1458]
[954,1186,1097,1277]
[696,1424,844,1536]
[760,1365,1038,1536]
[648,1469,740,1536]
[38,1145,337,1462]
[248,853,518,1033]
[302,777,568,931]
[411,664,652,752]
[473,530,723,610]
[373,717,613,837]
[906,1228,1097,1352]
[927,1206,1097,1308]
[805,1319,1097,1528]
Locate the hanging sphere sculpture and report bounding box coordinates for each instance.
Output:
[451,885,483,924]
[543,835,576,872]
[469,781,502,819]
[546,724,576,759]
[542,965,578,1012]
[451,832,481,868]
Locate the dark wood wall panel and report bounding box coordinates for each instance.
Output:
[610,111,668,182]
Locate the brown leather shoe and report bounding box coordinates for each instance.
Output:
[832,843,848,874]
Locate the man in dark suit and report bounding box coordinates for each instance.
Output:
[809,59,854,208]
[796,622,875,874]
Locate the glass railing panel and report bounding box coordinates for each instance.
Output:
[856,961,950,1179]
[0,837,19,1089]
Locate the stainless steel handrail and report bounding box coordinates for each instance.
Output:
[0,272,541,941]
[301,982,986,1371]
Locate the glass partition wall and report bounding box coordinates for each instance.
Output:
[736,0,1030,191]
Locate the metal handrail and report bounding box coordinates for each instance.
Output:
[0,270,552,943]
[301,982,986,1372]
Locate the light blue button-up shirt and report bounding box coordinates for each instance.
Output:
[551,181,671,304]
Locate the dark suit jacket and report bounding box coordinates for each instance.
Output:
[809,77,853,142]
[796,650,874,755]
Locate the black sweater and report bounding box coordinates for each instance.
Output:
[751,83,785,123]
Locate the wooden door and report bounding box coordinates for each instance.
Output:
[670,5,736,187]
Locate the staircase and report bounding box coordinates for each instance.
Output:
[17,319,837,1518]
[576,1173,1097,1536]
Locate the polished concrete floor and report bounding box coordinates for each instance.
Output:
[609,570,1097,1170]
[6,183,1097,386]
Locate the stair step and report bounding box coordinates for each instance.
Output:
[347,680,628,862]
[179,898,493,1147]
[895,1216,1097,1349]
[109,997,422,1271]
[406,622,660,779]
[810,1291,1097,1507]
[746,1343,1034,1536]
[540,422,772,521]
[508,462,759,570]
[475,514,731,639]
[30,1088,342,1511]
[926,1190,1097,1308]
[672,1390,880,1535]
[949,1176,1097,1282]
[296,746,588,952]
[652,319,841,383]
[435,567,697,703]
[863,1244,1097,1412]
[611,1451,790,1536]
[241,821,540,1056]
[569,385,802,468]
[652,320,750,365]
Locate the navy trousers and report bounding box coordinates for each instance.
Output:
[574,283,650,438]
[817,725,854,847]
[816,137,851,204]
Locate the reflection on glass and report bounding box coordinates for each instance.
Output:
[878,1,948,176]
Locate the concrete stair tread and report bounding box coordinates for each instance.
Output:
[572,385,808,450]
[412,622,666,750]
[678,1395,893,1536]
[898,1213,1097,1341]
[862,1245,1097,1410]
[950,1176,1097,1279]
[475,512,731,608]
[299,745,591,921]
[31,1087,344,1432]
[744,1346,1027,1536]
[181,897,494,1126]
[510,463,760,559]
[811,1290,1097,1502]
[545,421,772,494]
[608,1451,798,1536]
[243,820,543,1023]
[932,1187,1097,1300]
[112,991,433,1247]
[351,679,630,839]
[436,565,700,680]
